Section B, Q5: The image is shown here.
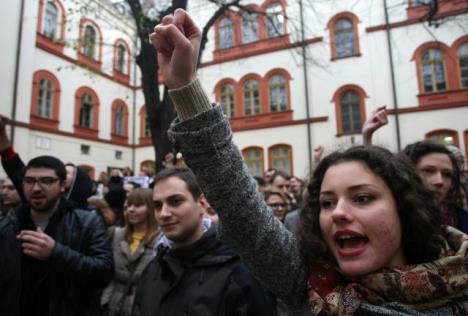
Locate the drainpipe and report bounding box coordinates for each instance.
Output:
[383,0,402,151]
[131,37,138,173]
[299,0,313,169]
[11,0,26,146]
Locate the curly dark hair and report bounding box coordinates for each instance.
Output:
[402,140,465,211]
[298,146,444,270]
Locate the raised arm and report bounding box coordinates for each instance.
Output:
[362,106,388,146]
[150,9,309,312]
[0,116,26,201]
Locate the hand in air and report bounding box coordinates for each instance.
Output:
[362,106,388,145]
[149,9,202,89]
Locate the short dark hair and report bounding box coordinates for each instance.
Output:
[402,140,464,209]
[298,145,443,268]
[253,176,266,187]
[26,156,66,181]
[154,167,202,200]
[269,170,290,184]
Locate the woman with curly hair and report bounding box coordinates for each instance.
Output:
[402,140,468,234]
[149,9,467,315]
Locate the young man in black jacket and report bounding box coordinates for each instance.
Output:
[132,168,274,316]
[13,156,113,316]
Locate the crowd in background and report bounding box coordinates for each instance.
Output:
[1,8,468,316]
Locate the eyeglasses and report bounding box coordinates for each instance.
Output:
[267,203,286,209]
[23,177,60,188]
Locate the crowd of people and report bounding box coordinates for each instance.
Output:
[0,8,467,316]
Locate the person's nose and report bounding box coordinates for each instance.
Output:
[159,204,172,218]
[331,199,353,223]
[431,171,444,187]
[31,181,43,192]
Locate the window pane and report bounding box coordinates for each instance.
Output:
[143,110,151,137]
[43,2,58,39]
[269,75,287,112]
[242,13,258,44]
[80,94,93,128]
[340,91,361,134]
[334,18,355,58]
[458,44,468,88]
[421,49,447,93]
[429,133,455,146]
[83,26,96,59]
[271,146,290,174]
[244,80,260,116]
[115,106,124,136]
[116,44,126,73]
[38,78,53,118]
[220,84,235,117]
[219,18,234,49]
[243,149,263,177]
[266,4,284,38]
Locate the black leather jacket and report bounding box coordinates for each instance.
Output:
[0,215,21,316]
[15,199,113,316]
[132,227,274,316]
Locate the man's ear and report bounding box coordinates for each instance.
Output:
[197,193,209,214]
[60,180,66,193]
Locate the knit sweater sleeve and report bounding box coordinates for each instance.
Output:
[168,79,309,312]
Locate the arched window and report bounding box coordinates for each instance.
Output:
[38,78,53,118]
[269,75,287,112]
[116,44,126,73]
[115,105,125,136]
[219,17,234,49]
[243,79,260,116]
[421,48,447,93]
[220,84,235,117]
[242,12,258,44]
[43,1,58,39]
[269,145,292,175]
[426,130,459,147]
[83,25,97,59]
[458,43,468,88]
[340,90,362,134]
[242,147,264,177]
[31,70,61,129]
[266,4,284,38]
[334,18,355,58]
[79,93,94,128]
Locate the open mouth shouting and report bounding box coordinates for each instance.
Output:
[334,230,369,257]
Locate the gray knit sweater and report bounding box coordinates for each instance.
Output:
[167,80,452,316]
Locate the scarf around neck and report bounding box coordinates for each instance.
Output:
[307,226,468,315]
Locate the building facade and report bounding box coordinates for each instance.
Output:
[191,0,468,178]
[1,0,467,180]
[0,0,154,179]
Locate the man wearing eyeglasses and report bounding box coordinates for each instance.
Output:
[4,155,113,316]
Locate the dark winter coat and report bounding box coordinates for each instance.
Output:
[15,199,113,316]
[131,227,274,316]
[0,215,21,316]
[101,227,158,316]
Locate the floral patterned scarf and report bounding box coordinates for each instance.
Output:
[307,226,468,315]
